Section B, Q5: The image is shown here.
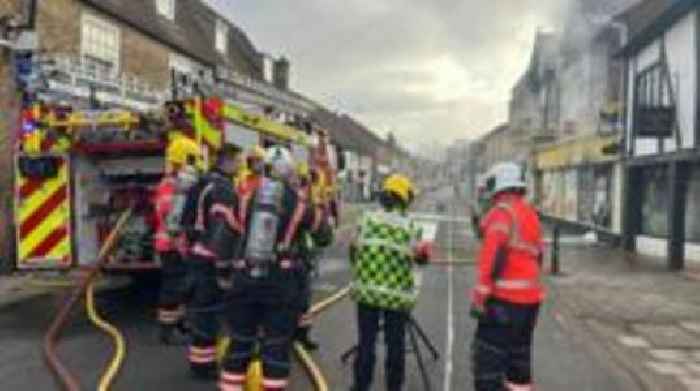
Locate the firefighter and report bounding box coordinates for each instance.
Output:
[293,161,328,351]
[349,174,431,391]
[186,144,241,380]
[219,146,325,391]
[470,162,544,391]
[154,136,201,345]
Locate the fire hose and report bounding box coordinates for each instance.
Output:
[86,280,126,391]
[294,285,351,391]
[43,209,133,391]
[216,285,352,391]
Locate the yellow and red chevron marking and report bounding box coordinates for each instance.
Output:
[15,155,72,269]
[184,98,223,151]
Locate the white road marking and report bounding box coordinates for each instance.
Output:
[443,220,455,391]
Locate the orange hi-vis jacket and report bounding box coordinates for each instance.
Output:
[475,193,544,305]
[154,176,182,253]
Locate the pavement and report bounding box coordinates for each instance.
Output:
[0,191,658,390]
[549,243,700,390]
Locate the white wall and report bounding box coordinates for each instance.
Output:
[665,10,698,149]
[637,236,700,265]
[612,163,623,234]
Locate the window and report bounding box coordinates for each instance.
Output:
[640,166,669,237]
[170,53,196,74]
[216,19,229,54]
[634,63,675,137]
[156,0,175,20]
[81,13,120,74]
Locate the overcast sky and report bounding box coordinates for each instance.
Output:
[205,0,568,149]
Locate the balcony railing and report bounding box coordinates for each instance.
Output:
[36,54,167,111]
[32,54,316,115]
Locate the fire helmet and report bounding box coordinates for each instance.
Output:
[485,162,526,196]
[265,146,295,180]
[382,174,415,204]
[166,136,200,167]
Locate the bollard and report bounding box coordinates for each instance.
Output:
[551,226,560,275]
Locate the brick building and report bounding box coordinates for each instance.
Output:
[0,0,317,114]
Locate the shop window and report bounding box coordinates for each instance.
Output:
[640,166,669,237]
[578,166,613,228]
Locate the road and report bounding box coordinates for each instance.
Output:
[0,188,637,390]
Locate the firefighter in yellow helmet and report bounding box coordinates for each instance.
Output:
[154,136,202,345]
[350,173,432,391]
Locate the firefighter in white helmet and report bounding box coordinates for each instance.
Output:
[219,145,328,391]
[471,162,544,391]
[154,136,201,345]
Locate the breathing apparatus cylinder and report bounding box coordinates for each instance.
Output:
[166,165,199,236]
[243,178,284,278]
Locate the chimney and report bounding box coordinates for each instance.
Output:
[273,57,290,90]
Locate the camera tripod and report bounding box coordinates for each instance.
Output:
[340,315,440,391]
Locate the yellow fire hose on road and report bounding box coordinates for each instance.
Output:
[294,284,351,391]
[86,280,127,391]
[43,209,132,391]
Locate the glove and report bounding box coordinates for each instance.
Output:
[469,287,489,319]
[414,241,433,265]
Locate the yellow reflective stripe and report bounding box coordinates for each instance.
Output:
[47,235,71,260]
[19,202,68,260]
[19,164,68,221]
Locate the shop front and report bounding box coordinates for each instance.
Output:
[535,135,622,238]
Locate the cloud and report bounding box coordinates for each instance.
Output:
[206,0,566,147]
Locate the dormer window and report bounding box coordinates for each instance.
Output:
[216,19,228,54]
[156,0,175,20]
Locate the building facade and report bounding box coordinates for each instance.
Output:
[619,0,700,269]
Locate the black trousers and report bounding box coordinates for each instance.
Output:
[472,299,540,391]
[353,303,408,391]
[222,268,300,381]
[187,260,222,371]
[157,251,188,326]
[297,265,312,326]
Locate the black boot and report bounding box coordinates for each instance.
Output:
[297,327,319,351]
[159,325,190,346]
